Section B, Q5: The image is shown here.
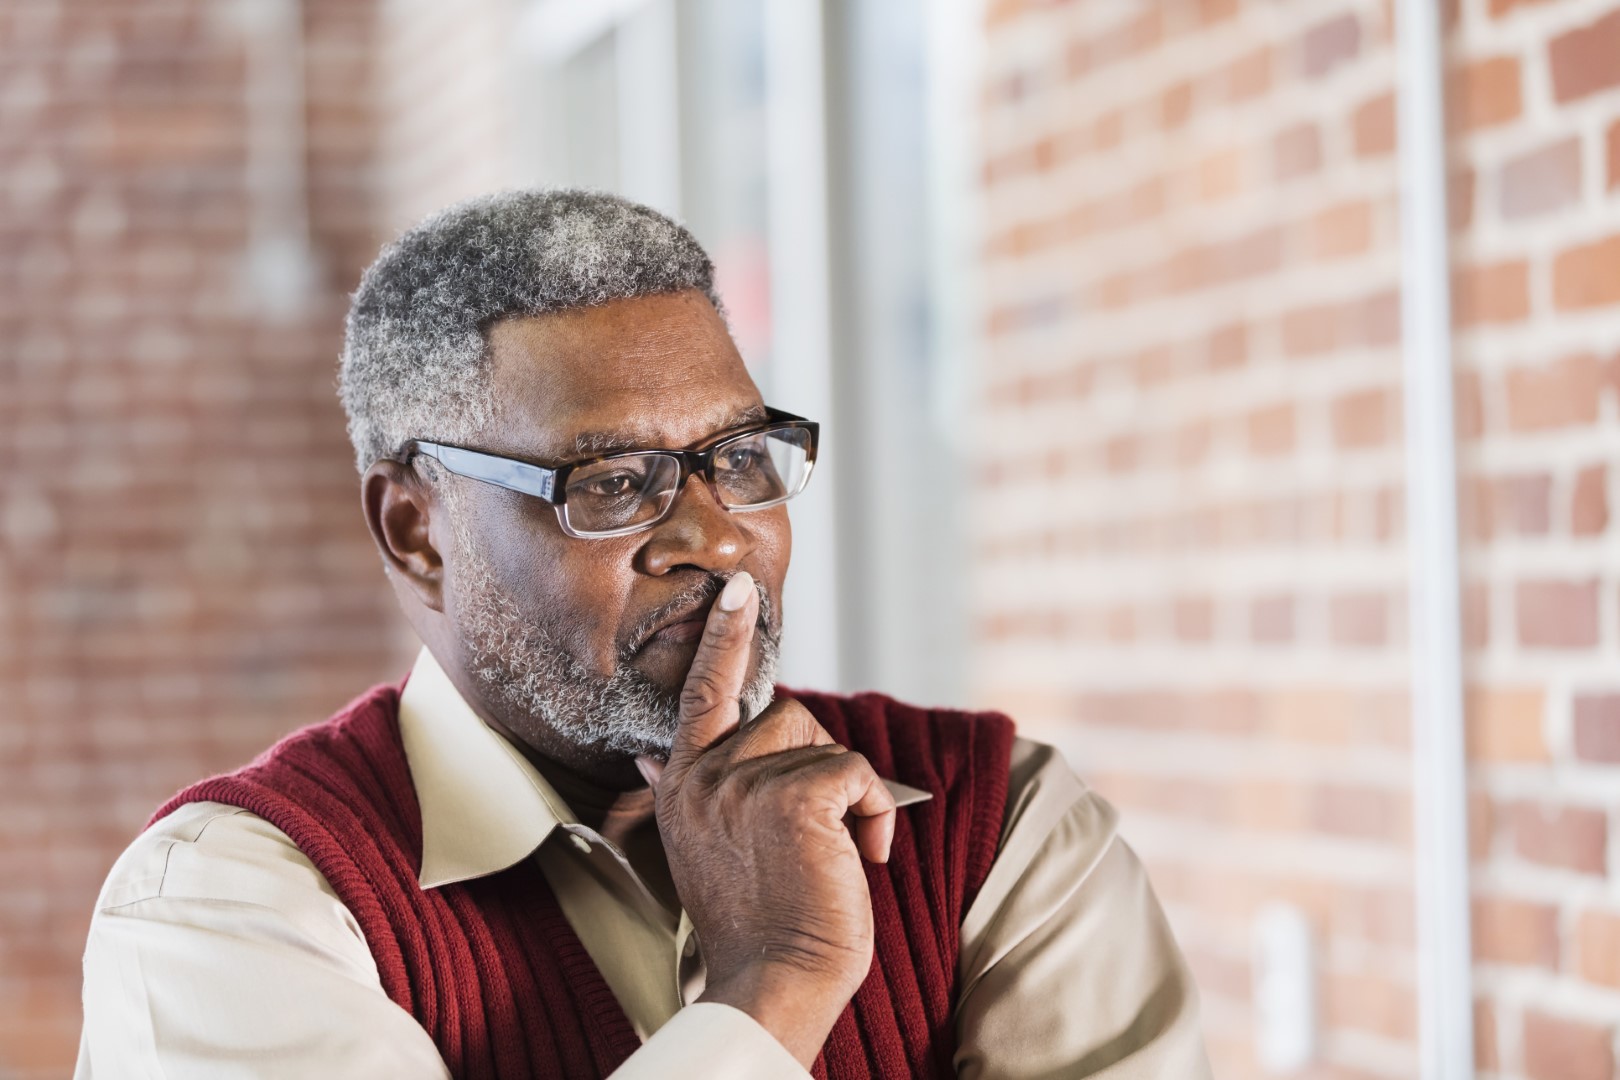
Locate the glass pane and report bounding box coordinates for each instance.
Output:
[564,453,680,532]
[677,0,771,372]
[534,31,620,192]
[715,427,808,506]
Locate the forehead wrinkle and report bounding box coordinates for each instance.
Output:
[562,402,770,459]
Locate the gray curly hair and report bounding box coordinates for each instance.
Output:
[338,189,724,473]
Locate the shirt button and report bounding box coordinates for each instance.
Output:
[569,833,592,854]
[682,935,697,958]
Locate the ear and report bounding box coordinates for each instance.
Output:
[362,460,446,613]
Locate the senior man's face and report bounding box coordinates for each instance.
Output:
[439,289,789,769]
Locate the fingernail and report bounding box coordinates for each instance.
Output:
[634,756,659,788]
[718,572,754,612]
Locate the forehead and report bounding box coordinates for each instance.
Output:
[481,290,765,460]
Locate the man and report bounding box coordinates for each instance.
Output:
[77,190,1212,1077]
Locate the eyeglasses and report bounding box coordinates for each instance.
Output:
[391,407,819,539]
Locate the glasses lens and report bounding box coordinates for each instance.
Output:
[563,453,681,535]
[713,426,812,508]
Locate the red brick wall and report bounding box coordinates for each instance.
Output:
[0,3,410,1074]
[973,1,1620,1077]
[1453,2,1620,1076]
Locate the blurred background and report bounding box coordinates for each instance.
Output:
[3,0,1620,1076]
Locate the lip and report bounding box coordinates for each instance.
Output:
[647,617,707,646]
[629,589,722,653]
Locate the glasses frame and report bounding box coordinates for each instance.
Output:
[390,407,819,539]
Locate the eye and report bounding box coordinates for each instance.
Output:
[579,472,640,499]
[718,445,764,472]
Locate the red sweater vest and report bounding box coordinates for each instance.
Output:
[153,683,1015,1079]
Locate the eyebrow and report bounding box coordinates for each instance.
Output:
[566,405,771,458]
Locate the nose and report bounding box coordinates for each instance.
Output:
[638,473,754,576]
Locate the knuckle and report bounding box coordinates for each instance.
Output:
[679,671,732,715]
[840,750,872,776]
[688,751,726,790]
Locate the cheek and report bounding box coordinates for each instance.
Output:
[475,516,627,660]
[749,507,792,591]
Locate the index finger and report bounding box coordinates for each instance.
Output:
[666,571,758,771]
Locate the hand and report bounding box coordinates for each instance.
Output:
[636,572,896,1067]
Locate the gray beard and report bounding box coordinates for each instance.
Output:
[452,531,781,761]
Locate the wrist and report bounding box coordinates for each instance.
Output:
[699,966,854,1068]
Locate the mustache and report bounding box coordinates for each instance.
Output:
[621,573,779,660]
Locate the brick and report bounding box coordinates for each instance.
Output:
[1522,1011,1614,1080]
[1549,9,1620,103]
[1467,687,1550,762]
[1455,370,1485,440]
[1499,137,1582,220]
[1093,109,1124,150]
[986,0,1031,27]
[1106,433,1140,472]
[1346,288,1401,347]
[1247,404,1296,456]
[1197,147,1246,202]
[1275,122,1322,179]
[1453,259,1530,326]
[1132,345,1175,386]
[1351,91,1396,157]
[1449,56,1522,133]
[1491,472,1552,536]
[1515,579,1599,648]
[1250,595,1294,644]
[1332,387,1392,449]
[1469,792,1496,862]
[1173,596,1214,642]
[1265,687,1359,745]
[1281,303,1340,358]
[1461,476,1495,542]
[1301,13,1361,79]
[1310,199,1373,260]
[1472,895,1559,968]
[1330,592,1387,648]
[1208,323,1247,371]
[1572,465,1608,536]
[1176,419,1213,465]
[1575,910,1620,988]
[1505,801,1607,874]
[1313,783,1406,842]
[1451,167,1476,232]
[1553,234,1620,311]
[1504,353,1603,431]
[1225,46,1271,102]
[1160,80,1193,130]
[1462,580,1490,649]
[1217,225,1284,283]
[1573,695,1620,763]
[1323,970,1417,1041]
[1490,0,1557,14]
[1475,998,1499,1071]
[1128,176,1166,223]
[1609,120,1620,190]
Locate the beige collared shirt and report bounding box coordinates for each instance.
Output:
[76,649,1212,1078]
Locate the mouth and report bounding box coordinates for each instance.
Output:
[625,580,727,656]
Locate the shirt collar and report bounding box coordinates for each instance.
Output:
[400,647,575,889]
[398,645,932,891]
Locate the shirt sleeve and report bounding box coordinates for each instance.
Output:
[611,1003,809,1078]
[76,802,810,1080]
[952,740,1215,1079]
[77,802,451,1080]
